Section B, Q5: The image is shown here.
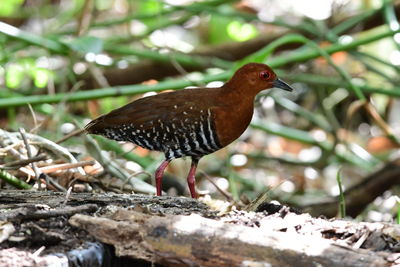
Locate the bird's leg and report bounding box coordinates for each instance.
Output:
[155,160,170,196]
[187,158,199,198]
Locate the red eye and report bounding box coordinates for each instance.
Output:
[259,70,270,80]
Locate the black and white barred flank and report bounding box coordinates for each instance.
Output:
[93,108,222,160]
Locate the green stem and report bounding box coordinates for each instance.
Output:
[0,72,230,108]
[305,39,366,100]
[263,33,367,100]
[353,51,400,72]
[2,71,400,109]
[270,94,333,132]
[267,28,400,66]
[353,53,397,83]
[0,22,68,54]
[336,168,346,218]
[331,8,380,35]
[1,27,399,108]
[250,121,375,169]
[397,202,400,224]
[250,121,331,151]
[280,72,400,97]
[383,0,400,50]
[91,8,177,28]
[0,169,32,189]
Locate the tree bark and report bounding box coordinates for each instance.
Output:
[70,209,396,267]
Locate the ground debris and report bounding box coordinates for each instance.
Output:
[0,190,399,266]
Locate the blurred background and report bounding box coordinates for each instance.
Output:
[0,0,399,222]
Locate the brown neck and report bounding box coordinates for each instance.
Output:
[213,82,256,147]
[220,80,258,107]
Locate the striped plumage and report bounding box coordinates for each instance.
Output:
[85,63,293,198]
[86,89,223,160]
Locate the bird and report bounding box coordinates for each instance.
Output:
[85,63,293,198]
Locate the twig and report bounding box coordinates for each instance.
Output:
[88,63,110,88]
[364,101,397,141]
[84,135,155,194]
[31,246,45,258]
[39,160,95,174]
[19,128,43,189]
[0,140,24,157]
[40,173,67,192]
[0,154,47,169]
[56,128,85,144]
[1,129,86,175]
[200,170,232,201]
[170,56,205,87]
[27,103,40,134]
[64,186,73,206]
[76,0,94,36]
[352,230,370,249]
[0,222,15,243]
[122,171,152,191]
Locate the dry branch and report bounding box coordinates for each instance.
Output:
[69,209,396,267]
[303,159,400,217]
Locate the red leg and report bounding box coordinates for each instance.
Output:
[155,160,170,196]
[187,158,199,198]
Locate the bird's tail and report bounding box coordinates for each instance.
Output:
[84,116,105,134]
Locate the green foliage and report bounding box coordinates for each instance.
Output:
[100,96,129,114]
[395,196,400,224]
[227,20,258,42]
[31,68,53,88]
[95,0,113,11]
[4,58,54,89]
[136,0,163,14]
[0,0,24,16]
[68,36,104,54]
[209,15,233,44]
[5,63,24,88]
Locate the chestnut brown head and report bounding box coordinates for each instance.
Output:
[225,63,293,95]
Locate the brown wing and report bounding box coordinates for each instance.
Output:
[85,88,219,134]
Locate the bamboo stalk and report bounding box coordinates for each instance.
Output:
[0,27,398,108]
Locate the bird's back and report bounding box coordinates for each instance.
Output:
[85,88,224,160]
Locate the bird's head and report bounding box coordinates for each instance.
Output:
[225,63,294,96]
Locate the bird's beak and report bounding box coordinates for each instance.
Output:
[273,78,294,91]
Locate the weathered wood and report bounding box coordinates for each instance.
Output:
[0,204,98,222]
[69,210,393,267]
[1,190,399,266]
[0,190,214,217]
[0,190,214,266]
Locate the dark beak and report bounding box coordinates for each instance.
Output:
[273,79,294,91]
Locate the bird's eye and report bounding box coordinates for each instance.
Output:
[259,70,270,80]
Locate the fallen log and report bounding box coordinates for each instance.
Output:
[70,209,397,267]
[1,190,399,266]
